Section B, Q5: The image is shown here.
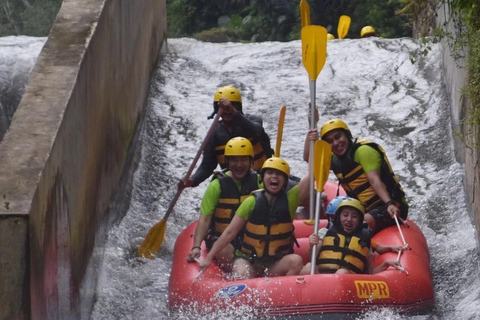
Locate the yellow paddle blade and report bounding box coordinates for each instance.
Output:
[313,140,332,192]
[301,25,327,81]
[337,15,351,39]
[300,0,311,27]
[138,219,166,259]
[304,219,315,226]
[275,106,286,157]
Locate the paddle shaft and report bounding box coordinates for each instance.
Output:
[301,25,327,219]
[162,110,222,222]
[275,106,286,157]
[310,190,322,274]
[310,140,331,274]
[308,80,317,219]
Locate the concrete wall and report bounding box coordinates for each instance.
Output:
[436,3,468,164]
[0,0,167,318]
[435,3,480,241]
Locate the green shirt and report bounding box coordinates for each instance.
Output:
[354,144,408,207]
[354,145,382,173]
[199,171,262,215]
[235,185,300,221]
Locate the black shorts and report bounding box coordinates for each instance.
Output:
[368,200,408,234]
[234,250,277,271]
[205,235,241,251]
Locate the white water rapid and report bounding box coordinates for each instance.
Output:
[87,37,479,319]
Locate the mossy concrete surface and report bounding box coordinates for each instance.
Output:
[436,3,480,244]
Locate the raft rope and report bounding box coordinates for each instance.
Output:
[394,215,410,275]
[194,258,207,282]
[394,215,408,247]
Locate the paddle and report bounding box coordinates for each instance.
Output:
[138,110,223,259]
[337,15,351,39]
[301,25,327,219]
[310,140,331,274]
[300,0,311,27]
[275,106,286,157]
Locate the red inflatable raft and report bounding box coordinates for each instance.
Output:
[168,184,434,317]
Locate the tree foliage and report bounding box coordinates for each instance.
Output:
[167,0,299,42]
[446,0,480,137]
[167,0,412,42]
[0,0,62,36]
[0,0,412,40]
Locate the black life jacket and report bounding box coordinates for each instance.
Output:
[209,169,260,238]
[240,190,294,259]
[317,223,371,274]
[331,138,405,211]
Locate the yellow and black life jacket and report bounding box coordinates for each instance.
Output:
[209,169,260,238]
[331,139,405,211]
[240,190,294,259]
[213,117,272,172]
[317,224,371,274]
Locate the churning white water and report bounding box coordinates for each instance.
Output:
[0,36,45,140]
[90,37,480,319]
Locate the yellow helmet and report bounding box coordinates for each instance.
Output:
[327,33,335,40]
[214,86,242,103]
[224,137,254,158]
[320,119,351,139]
[261,157,290,177]
[211,86,243,117]
[360,26,376,38]
[336,198,365,219]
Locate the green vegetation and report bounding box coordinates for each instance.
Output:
[433,0,480,146]
[166,0,411,42]
[310,0,411,38]
[0,0,476,146]
[396,0,479,147]
[0,0,412,40]
[167,0,480,150]
[463,2,480,142]
[0,0,62,36]
[167,0,299,42]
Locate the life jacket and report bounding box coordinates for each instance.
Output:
[213,118,270,171]
[331,138,405,211]
[240,190,294,259]
[317,223,371,274]
[209,169,260,238]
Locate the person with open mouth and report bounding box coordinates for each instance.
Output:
[199,157,309,279]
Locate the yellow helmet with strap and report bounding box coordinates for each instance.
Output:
[224,137,254,158]
[336,198,366,219]
[212,86,243,117]
[320,119,351,139]
[261,157,290,176]
[214,86,242,103]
